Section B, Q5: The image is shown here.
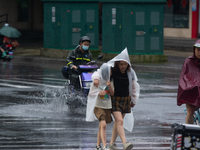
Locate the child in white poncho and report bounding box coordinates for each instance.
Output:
[86,63,114,150]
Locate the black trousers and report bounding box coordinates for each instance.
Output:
[68,69,81,90]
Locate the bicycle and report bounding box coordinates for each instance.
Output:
[184,108,200,125]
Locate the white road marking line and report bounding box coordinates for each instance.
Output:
[13,78,64,84]
[0,79,64,88]
[0,83,32,88]
[42,77,66,81]
[0,145,170,149]
[131,147,169,149]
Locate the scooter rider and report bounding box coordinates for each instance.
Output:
[66,36,93,89]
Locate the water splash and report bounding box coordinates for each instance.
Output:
[42,84,87,112]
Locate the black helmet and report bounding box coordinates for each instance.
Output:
[79,36,91,44]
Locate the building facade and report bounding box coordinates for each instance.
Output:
[0,0,199,38]
[164,0,199,38]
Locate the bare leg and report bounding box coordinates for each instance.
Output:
[97,123,101,146]
[110,112,126,144]
[186,104,197,124]
[110,113,126,145]
[186,107,195,124]
[110,121,118,144]
[100,120,107,147]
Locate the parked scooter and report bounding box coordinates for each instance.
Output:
[61,55,103,107]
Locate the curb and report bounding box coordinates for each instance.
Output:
[11,55,183,74]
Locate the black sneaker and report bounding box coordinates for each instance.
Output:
[95,145,102,150]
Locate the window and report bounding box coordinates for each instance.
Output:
[164,0,189,28]
[72,10,81,23]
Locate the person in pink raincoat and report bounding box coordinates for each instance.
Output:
[177,39,200,124]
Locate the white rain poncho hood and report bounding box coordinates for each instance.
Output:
[108,47,131,66]
[107,47,138,81]
[86,63,111,122]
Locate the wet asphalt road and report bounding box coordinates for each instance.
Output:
[0,57,186,150]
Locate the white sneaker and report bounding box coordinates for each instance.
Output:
[103,145,110,150]
[109,143,118,150]
[123,142,133,150]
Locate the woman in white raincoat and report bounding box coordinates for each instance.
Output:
[86,63,114,150]
[92,48,140,150]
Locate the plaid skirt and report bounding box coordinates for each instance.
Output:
[112,95,131,114]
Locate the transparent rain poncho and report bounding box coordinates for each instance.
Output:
[86,63,112,122]
[94,47,140,104]
[99,63,111,90]
[108,48,140,132]
[87,48,140,132]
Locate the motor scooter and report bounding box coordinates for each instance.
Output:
[61,55,103,107]
[0,42,16,62]
[0,49,13,62]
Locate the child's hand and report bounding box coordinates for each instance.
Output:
[106,81,110,86]
[93,79,99,87]
[99,90,107,96]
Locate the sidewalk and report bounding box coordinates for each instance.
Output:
[12,48,190,75]
[164,50,192,58]
[164,37,197,51]
[11,35,196,73]
[14,34,196,57]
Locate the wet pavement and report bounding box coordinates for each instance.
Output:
[0,57,186,150]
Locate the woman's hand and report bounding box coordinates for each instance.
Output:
[130,102,135,108]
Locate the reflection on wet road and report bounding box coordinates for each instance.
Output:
[0,60,185,149]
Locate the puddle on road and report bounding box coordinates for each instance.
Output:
[0,86,87,119]
[0,68,185,126]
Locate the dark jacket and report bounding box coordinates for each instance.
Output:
[66,45,93,68]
